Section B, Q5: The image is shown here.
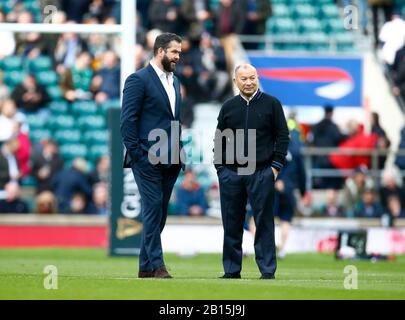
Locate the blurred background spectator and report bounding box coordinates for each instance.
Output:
[175,168,207,216]
[52,157,92,213]
[0,0,403,222]
[0,181,29,214]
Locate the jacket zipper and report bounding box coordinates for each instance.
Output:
[244,100,250,157]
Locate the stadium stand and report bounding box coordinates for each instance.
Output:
[0,0,404,222]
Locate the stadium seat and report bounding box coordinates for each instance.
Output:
[298,18,323,34]
[4,71,26,88]
[306,32,330,51]
[71,100,98,116]
[324,19,346,34]
[319,4,341,19]
[0,0,16,14]
[77,115,106,131]
[59,144,88,161]
[47,86,63,100]
[82,130,108,145]
[29,128,52,144]
[20,175,38,187]
[36,71,58,86]
[293,4,318,19]
[22,0,41,13]
[26,114,47,130]
[87,145,108,163]
[272,4,291,18]
[50,115,75,130]
[2,56,23,71]
[267,17,298,34]
[48,101,69,115]
[54,129,82,145]
[27,56,52,72]
[100,99,121,115]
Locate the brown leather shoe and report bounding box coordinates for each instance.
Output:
[138,270,155,278]
[153,266,172,279]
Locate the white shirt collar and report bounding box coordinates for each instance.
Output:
[150,60,173,80]
[240,89,259,103]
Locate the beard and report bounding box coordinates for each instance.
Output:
[162,54,176,72]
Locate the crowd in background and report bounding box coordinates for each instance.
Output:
[0,0,405,220]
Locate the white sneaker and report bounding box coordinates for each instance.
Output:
[278,250,286,260]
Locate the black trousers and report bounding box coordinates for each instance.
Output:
[131,156,181,272]
[218,165,277,275]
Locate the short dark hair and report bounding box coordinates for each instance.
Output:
[153,33,182,56]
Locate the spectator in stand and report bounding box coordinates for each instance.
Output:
[69,192,93,214]
[34,190,58,214]
[88,0,115,22]
[175,168,207,216]
[148,0,185,36]
[329,120,379,170]
[135,44,147,71]
[89,155,110,185]
[342,165,375,217]
[378,8,405,65]
[9,121,32,179]
[0,101,17,143]
[54,25,88,68]
[52,157,93,213]
[0,99,28,134]
[309,105,347,189]
[273,126,309,259]
[380,166,405,211]
[61,0,91,23]
[143,29,163,63]
[0,10,16,59]
[174,38,201,101]
[14,11,44,58]
[354,187,383,218]
[179,85,195,129]
[215,0,246,73]
[61,51,94,101]
[181,0,213,39]
[11,74,51,114]
[88,182,108,215]
[386,195,405,219]
[197,33,230,101]
[369,0,394,49]
[371,112,388,138]
[242,0,272,50]
[319,189,345,217]
[31,139,64,194]
[0,181,29,214]
[392,58,405,101]
[91,51,120,104]
[1,139,20,183]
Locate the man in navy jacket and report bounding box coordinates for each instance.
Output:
[214,64,289,280]
[120,33,183,279]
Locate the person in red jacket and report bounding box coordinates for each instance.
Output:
[329,120,379,170]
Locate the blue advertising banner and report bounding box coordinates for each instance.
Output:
[248,54,363,107]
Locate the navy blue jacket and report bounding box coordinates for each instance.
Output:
[120,64,183,168]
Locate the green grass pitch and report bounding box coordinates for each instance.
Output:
[0,248,404,299]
